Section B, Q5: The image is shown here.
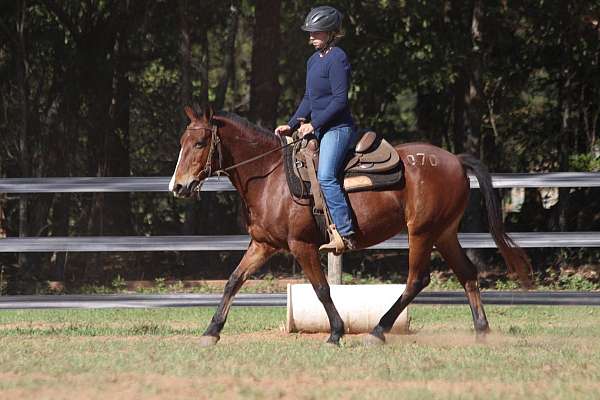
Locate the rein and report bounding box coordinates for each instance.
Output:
[193,123,302,181]
[215,137,302,175]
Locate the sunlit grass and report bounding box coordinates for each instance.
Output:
[1,306,599,399]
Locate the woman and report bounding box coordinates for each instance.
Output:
[275,5,358,253]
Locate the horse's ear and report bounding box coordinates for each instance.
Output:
[184,106,198,122]
[203,105,214,122]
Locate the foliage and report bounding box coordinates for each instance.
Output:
[341,272,392,285]
[427,272,463,290]
[569,153,600,172]
[493,279,520,290]
[0,266,6,295]
[543,267,600,291]
[555,274,600,291]
[111,275,127,292]
[1,2,600,291]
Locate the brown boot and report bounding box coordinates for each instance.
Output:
[319,226,357,255]
[319,225,345,254]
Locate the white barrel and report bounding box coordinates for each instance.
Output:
[286,284,409,334]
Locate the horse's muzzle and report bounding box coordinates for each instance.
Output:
[172,179,202,198]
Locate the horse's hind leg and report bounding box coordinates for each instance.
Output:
[200,240,277,346]
[366,234,433,345]
[435,233,490,336]
[290,240,345,345]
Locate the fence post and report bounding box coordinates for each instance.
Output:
[327,253,342,285]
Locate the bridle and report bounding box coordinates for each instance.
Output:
[187,121,302,188]
[187,124,222,180]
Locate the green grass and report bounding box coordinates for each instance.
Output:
[1,306,600,399]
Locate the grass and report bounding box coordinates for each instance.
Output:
[1,305,600,399]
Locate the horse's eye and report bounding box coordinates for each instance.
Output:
[195,140,207,149]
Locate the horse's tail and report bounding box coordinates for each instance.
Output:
[458,153,533,288]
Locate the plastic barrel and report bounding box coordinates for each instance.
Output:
[286,284,409,334]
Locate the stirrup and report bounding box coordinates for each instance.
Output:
[319,224,345,255]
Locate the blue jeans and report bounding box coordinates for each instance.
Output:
[317,126,359,236]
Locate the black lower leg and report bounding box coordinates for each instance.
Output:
[471,309,490,334]
[203,272,245,338]
[465,282,489,334]
[370,295,409,340]
[371,274,429,340]
[313,283,345,343]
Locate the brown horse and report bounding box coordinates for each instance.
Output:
[169,106,532,347]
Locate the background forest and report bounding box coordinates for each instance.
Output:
[1,1,600,293]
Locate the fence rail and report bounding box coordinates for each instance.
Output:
[3,291,600,309]
[0,177,232,193]
[0,232,599,252]
[2,172,600,193]
[1,174,599,257]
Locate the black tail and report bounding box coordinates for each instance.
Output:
[458,154,533,288]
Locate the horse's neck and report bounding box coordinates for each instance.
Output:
[218,119,282,195]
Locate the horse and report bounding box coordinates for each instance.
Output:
[169,106,532,347]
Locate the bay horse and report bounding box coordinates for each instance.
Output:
[169,106,532,347]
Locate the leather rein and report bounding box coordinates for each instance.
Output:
[190,123,302,184]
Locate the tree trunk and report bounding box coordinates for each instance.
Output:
[103,28,134,236]
[83,32,113,237]
[178,0,205,276]
[551,3,575,232]
[416,89,445,147]
[465,0,484,158]
[68,6,136,238]
[51,194,70,281]
[179,0,193,117]
[214,1,239,110]
[199,28,210,106]
[452,68,467,154]
[463,0,486,269]
[15,0,31,279]
[0,199,6,239]
[552,73,573,231]
[249,0,281,128]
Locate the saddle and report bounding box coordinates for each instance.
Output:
[282,130,403,199]
[281,130,403,245]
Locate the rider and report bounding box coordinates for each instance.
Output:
[275,5,359,253]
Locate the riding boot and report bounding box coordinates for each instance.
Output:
[319,225,357,255]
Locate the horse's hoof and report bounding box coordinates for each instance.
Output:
[325,337,341,347]
[363,333,386,347]
[199,335,219,347]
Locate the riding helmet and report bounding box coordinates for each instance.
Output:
[301,6,342,32]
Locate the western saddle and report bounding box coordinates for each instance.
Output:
[281,128,403,253]
[285,130,402,195]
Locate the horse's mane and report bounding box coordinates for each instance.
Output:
[189,104,278,143]
[216,111,276,140]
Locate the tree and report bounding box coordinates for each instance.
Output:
[249,0,281,129]
[214,1,240,110]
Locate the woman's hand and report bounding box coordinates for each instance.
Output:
[274,125,292,136]
[297,123,314,138]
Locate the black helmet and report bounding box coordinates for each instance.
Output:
[301,6,342,32]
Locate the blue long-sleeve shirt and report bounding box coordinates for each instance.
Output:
[288,47,354,136]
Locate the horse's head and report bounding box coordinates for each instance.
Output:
[169,105,218,198]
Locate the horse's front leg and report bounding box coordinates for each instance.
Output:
[290,240,345,345]
[200,240,277,347]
